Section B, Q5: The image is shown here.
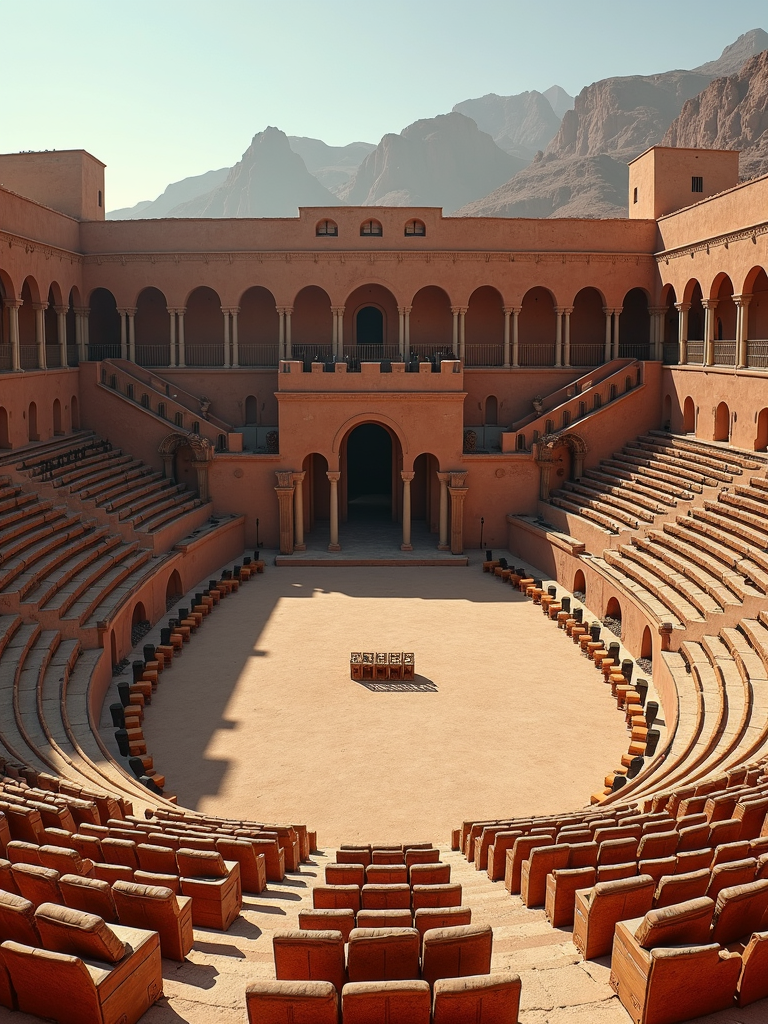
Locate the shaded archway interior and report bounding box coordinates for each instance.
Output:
[345,423,393,521]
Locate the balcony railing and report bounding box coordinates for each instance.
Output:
[687,340,704,364]
[66,345,79,367]
[45,346,62,369]
[663,342,679,365]
[239,343,280,367]
[713,340,736,366]
[747,339,768,369]
[518,343,556,367]
[570,342,604,367]
[185,344,224,367]
[619,343,651,360]
[292,344,333,364]
[464,343,503,367]
[0,346,12,371]
[87,344,121,361]
[20,346,39,370]
[135,345,171,367]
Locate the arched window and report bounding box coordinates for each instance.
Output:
[405,219,426,237]
[316,219,338,237]
[485,396,498,426]
[360,219,383,237]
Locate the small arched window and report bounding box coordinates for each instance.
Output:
[316,219,338,236]
[405,219,426,237]
[360,219,383,237]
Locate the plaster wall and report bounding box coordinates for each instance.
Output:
[662,365,768,449]
[0,151,105,224]
[0,368,80,447]
[629,147,739,221]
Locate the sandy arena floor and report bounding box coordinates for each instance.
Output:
[143,561,630,843]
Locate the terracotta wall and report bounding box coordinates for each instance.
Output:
[663,366,768,449]
[0,369,80,448]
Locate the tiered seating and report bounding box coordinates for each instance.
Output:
[17,435,205,536]
[243,838,521,1024]
[549,432,765,536]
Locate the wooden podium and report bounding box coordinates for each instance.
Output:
[351,652,415,681]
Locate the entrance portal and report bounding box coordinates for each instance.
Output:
[346,423,392,520]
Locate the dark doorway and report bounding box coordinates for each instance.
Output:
[356,306,384,346]
[347,423,392,520]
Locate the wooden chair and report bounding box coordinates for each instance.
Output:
[421,925,493,989]
[112,880,193,962]
[347,926,420,983]
[432,973,521,1023]
[341,979,431,1023]
[245,979,338,1024]
[272,928,346,994]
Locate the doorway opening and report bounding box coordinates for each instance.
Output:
[356,306,384,347]
[346,423,392,521]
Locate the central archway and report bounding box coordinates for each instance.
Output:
[345,423,393,521]
[356,306,384,347]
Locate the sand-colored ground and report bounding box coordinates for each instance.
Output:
[79,560,765,1024]
[142,563,630,843]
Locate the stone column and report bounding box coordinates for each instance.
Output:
[285,306,293,359]
[398,307,405,359]
[6,300,21,371]
[603,308,612,363]
[221,308,231,368]
[403,306,411,361]
[177,308,186,368]
[648,307,666,360]
[74,307,86,362]
[127,308,136,362]
[562,307,572,368]
[327,471,341,551]
[278,308,286,361]
[437,471,450,550]
[502,307,511,368]
[118,308,128,360]
[292,470,306,551]
[734,294,750,369]
[230,307,240,368]
[81,307,90,355]
[612,309,621,360]
[675,302,690,364]
[168,308,177,367]
[458,307,467,362]
[554,307,563,368]
[451,307,459,355]
[511,306,521,368]
[702,298,717,366]
[448,471,468,555]
[274,471,295,555]
[33,302,47,370]
[55,305,68,367]
[331,307,344,359]
[401,471,414,551]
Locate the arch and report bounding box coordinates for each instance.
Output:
[110,630,118,670]
[484,395,498,426]
[303,452,330,529]
[19,279,37,365]
[411,450,439,528]
[570,287,605,366]
[405,219,426,237]
[641,626,653,661]
[712,274,736,363]
[605,597,622,624]
[244,395,258,425]
[45,285,59,365]
[661,284,679,363]
[573,569,586,597]
[0,407,9,449]
[683,396,695,433]
[27,401,39,442]
[746,268,768,356]
[465,286,503,366]
[714,401,730,442]
[316,218,338,236]
[619,288,650,358]
[519,287,556,365]
[686,281,704,362]
[52,398,62,435]
[755,409,768,451]
[410,286,452,358]
[238,286,278,366]
[292,285,333,360]
[88,287,120,359]
[331,411,409,461]
[165,570,183,608]
[131,601,147,628]
[360,218,383,237]
[135,287,170,366]
[185,286,223,366]
[0,268,16,302]
[71,395,79,430]
[343,284,399,360]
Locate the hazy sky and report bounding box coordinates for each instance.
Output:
[1,1,765,210]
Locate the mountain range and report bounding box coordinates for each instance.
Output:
[108,28,768,222]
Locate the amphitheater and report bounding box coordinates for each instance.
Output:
[0,142,767,1023]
